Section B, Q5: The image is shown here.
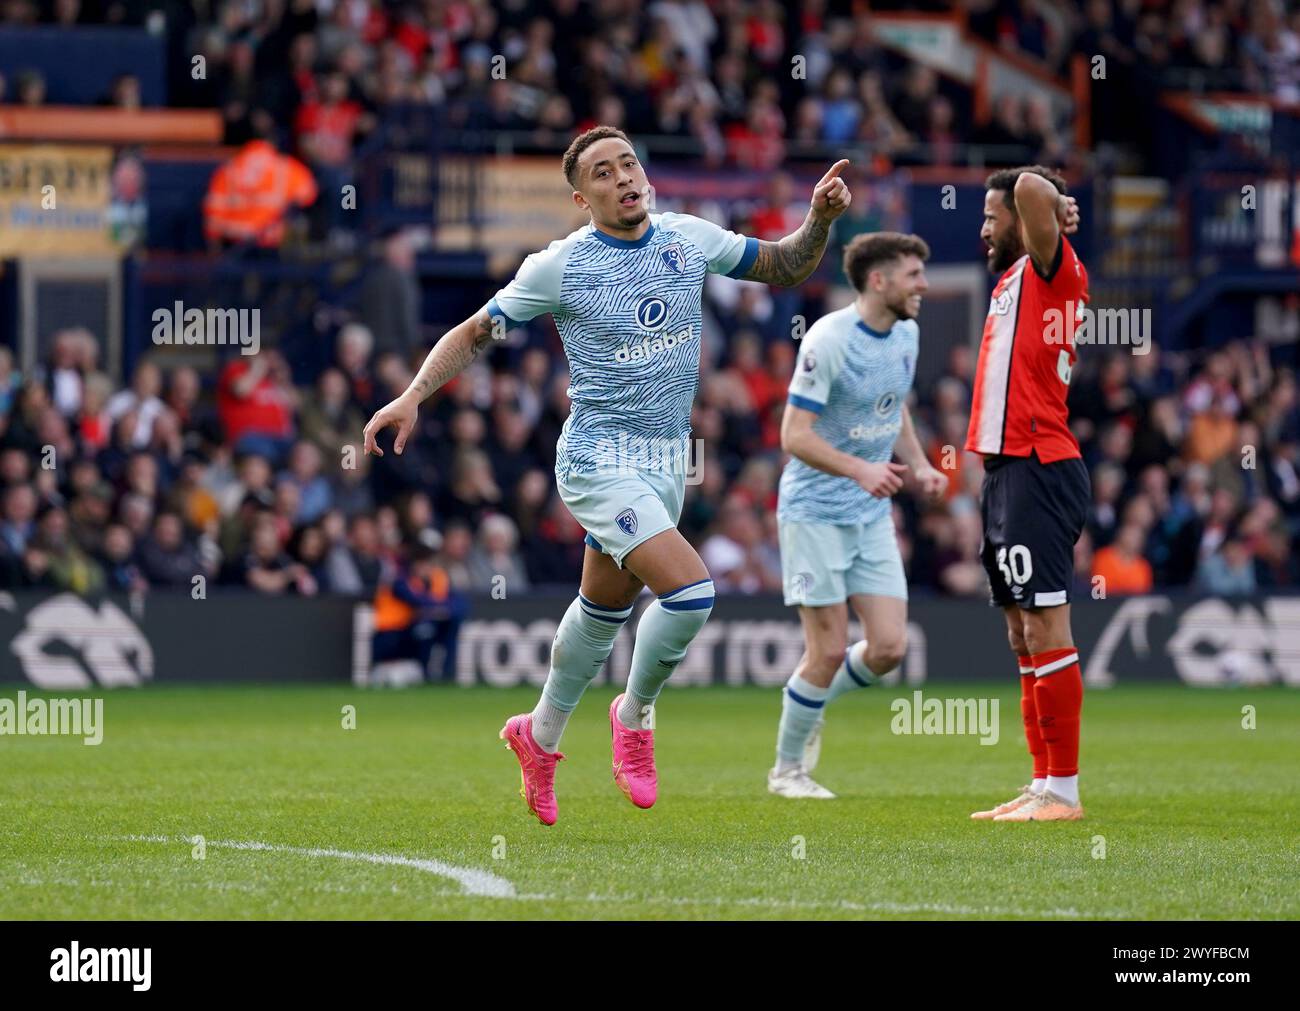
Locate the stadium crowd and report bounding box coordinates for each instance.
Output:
[0,1,1296,601]
[0,0,1067,173]
[7,0,1295,173]
[1,314,1296,598]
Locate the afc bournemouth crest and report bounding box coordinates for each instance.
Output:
[660,243,686,274]
[616,508,638,536]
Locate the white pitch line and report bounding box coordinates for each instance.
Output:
[117,836,1122,918]
[119,835,515,899]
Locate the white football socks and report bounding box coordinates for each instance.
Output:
[619,579,715,730]
[616,691,654,730]
[1046,774,1079,806]
[530,593,633,751]
[776,673,828,773]
[530,698,572,753]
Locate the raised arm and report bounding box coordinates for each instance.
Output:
[1014,171,1078,277]
[742,159,852,287]
[362,308,498,456]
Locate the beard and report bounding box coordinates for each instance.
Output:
[886,292,917,320]
[987,230,1024,274]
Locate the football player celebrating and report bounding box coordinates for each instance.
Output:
[363,127,852,824]
[770,232,947,798]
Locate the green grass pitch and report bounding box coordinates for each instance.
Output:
[2,683,1296,920]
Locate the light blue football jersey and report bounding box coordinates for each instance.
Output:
[777,304,920,526]
[484,212,758,477]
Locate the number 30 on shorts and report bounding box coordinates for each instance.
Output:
[997,544,1033,587]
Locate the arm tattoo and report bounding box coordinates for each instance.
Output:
[742,212,831,287]
[410,311,496,401]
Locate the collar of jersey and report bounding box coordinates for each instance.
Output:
[590,222,656,249]
[856,320,893,339]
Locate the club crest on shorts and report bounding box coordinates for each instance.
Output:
[790,571,814,602]
[660,243,686,274]
[616,507,638,536]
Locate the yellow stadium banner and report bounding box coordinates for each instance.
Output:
[0,144,117,256]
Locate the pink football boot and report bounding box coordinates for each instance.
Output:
[499,714,564,826]
[609,694,658,809]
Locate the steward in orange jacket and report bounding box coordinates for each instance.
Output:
[203,139,318,248]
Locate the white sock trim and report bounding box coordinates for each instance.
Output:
[1034,652,1079,677]
[577,594,634,623]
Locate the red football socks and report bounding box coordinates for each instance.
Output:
[1017,657,1047,780]
[1030,648,1082,778]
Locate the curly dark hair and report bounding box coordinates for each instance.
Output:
[985,165,1068,211]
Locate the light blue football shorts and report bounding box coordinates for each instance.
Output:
[557,465,686,569]
[778,511,908,606]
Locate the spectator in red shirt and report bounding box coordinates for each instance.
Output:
[745,0,786,71]
[750,172,804,242]
[760,341,795,449]
[726,333,785,421]
[725,94,785,171]
[295,72,372,238]
[296,72,367,169]
[216,352,297,464]
[77,372,113,453]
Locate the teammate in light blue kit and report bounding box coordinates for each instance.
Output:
[363,126,854,824]
[770,233,949,798]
